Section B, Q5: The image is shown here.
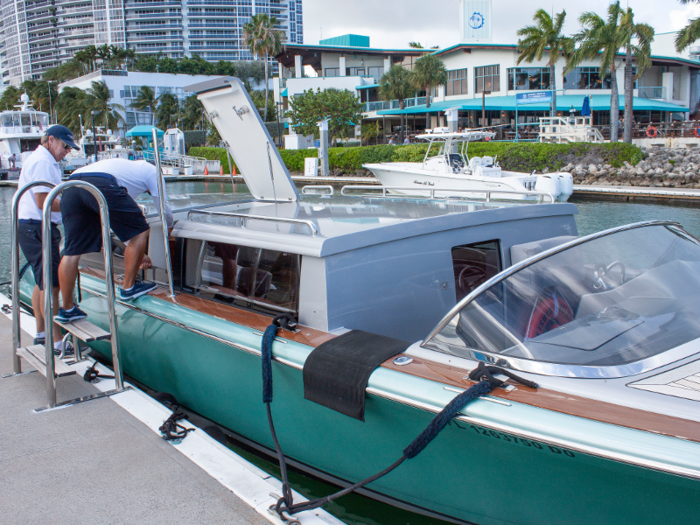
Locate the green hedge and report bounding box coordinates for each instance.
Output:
[187,142,643,175]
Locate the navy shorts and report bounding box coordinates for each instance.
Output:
[17,220,61,290]
[61,173,150,256]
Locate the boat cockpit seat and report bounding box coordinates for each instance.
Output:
[482,156,494,167]
[448,154,466,172]
[510,236,578,266]
[469,157,482,170]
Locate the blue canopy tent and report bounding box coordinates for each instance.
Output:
[125,125,164,157]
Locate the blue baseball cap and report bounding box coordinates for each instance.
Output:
[46,125,79,150]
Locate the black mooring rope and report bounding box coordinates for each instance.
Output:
[83,361,115,382]
[159,408,194,441]
[260,320,538,519]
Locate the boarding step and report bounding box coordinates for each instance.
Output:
[54,318,111,343]
[16,345,75,377]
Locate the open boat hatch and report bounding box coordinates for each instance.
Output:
[424,221,700,378]
[185,77,298,203]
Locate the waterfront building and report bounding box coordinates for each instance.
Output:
[274,0,698,143]
[58,69,220,132]
[0,0,303,87]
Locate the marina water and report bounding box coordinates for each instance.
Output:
[2,181,699,525]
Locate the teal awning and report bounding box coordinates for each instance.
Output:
[376,94,689,115]
[281,88,288,97]
[356,84,379,90]
[125,125,164,137]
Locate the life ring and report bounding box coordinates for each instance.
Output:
[485,136,490,142]
[646,126,657,138]
[524,291,574,339]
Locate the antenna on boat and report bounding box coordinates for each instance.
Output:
[266,142,278,203]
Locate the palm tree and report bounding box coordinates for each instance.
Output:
[155,93,180,129]
[85,80,125,131]
[676,0,700,52]
[568,2,627,142]
[242,13,284,121]
[379,65,415,142]
[180,94,205,130]
[411,54,447,128]
[408,42,424,49]
[131,86,158,125]
[620,8,654,143]
[0,86,22,111]
[517,9,572,117]
[56,87,89,135]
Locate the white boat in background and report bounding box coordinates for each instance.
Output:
[364,128,574,202]
[0,93,49,179]
[64,128,126,171]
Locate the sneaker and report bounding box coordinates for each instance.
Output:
[120,280,157,301]
[56,306,88,323]
[54,341,74,358]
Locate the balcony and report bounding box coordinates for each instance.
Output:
[189,44,239,49]
[364,96,426,112]
[126,12,182,19]
[128,23,182,30]
[186,11,238,17]
[187,0,237,4]
[128,34,183,42]
[637,86,666,100]
[26,1,51,10]
[124,0,182,6]
[187,21,237,27]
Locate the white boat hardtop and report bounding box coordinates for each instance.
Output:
[415,129,496,141]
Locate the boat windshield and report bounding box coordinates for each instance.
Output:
[424,224,700,371]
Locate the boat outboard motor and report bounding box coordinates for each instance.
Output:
[534,174,561,199]
[556,172,574,201]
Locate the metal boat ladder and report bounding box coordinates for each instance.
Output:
[8,179,127,411]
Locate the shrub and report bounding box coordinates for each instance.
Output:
[190,142,643,175]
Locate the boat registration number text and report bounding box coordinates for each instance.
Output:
[454,422,576,458]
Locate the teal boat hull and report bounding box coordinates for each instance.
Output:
[21,274,700,525]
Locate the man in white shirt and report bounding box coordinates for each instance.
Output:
[17,125,79,352]
[56,158,174,321]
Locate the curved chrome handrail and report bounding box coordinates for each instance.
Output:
[42,181,123,407]
[11,180,56,374]
[422,220,687,373]
[187,209,319,237]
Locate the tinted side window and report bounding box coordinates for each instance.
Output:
[452,240,501,302]
[185,240,301,316]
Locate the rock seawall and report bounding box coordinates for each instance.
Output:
[567,146,700,188]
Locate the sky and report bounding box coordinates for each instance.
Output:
[302,0,700,50]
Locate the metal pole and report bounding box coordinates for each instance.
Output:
[47,82,53,125]
[515,104,519,143]
[11,180,56,374]
[91,112,97,162]
[151,128,175,298]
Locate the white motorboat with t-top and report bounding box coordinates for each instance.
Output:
[364,129,574,202]
[0,93,49,178]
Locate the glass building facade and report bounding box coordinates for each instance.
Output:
[0,0,302,86]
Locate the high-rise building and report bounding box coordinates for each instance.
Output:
[0,0,302,86]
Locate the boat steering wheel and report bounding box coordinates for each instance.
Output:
[593,261,626,291]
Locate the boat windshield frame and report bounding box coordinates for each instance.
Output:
[421,220,700,379]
